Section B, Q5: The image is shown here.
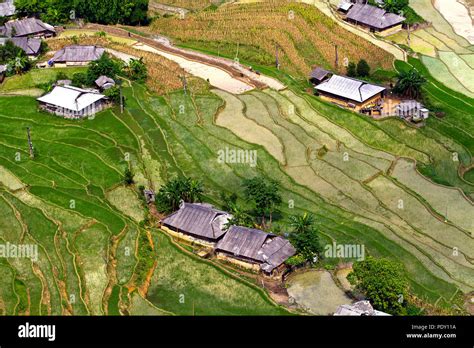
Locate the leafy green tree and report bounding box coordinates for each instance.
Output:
[393,68,426,99]
[127,57,147,81]
[243,176,282,227]
[123,168,134,186]
[348,256,409,315]
[356,59,370,77]
[155,176,203,213]
[288,213,322,262]
[0,40,24,64]
[86,53,122,85]
[71,72,88,87]
[346,62,357,77]
[104,86,121,103]
[382,0,409,14]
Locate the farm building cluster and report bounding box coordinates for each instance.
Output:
[160,202,297,279]
[337,0,405,36]
[34,44,116,118]
[309,68,429,123]
[0,17,56,58]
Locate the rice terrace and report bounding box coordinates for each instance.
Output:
[0,0,473,322]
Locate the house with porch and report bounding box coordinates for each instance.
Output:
[0,18,55,38]
[37,85,108,118]
[161,202,233,247]
[315,74,386,111]
[215,225,296,277]
[341,3,405,36]
[49,45,105,67]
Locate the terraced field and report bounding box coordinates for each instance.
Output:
[0,92,289,316]
[1,48,473,314]
[387,0,474,98]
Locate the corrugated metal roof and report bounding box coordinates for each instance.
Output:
[3,18,55,37]
[310,67,330,81]
[316,74,385,103]
[37,85,105,112]
[346,4,405,29]
[11,37,41,55]
[52,45,105,63]
[161,203,231,241]
[0,0,15,17]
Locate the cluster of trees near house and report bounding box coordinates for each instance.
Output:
[0,40,34,75]
[71,51,147,100]
[14,0,149,25]
[139,174,419,315]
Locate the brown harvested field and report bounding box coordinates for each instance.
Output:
[148,0,395,77]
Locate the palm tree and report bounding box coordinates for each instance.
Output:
[289,212,315,234]
[393,69,426,99]
[11,53,29,75]
[187,178,203,203]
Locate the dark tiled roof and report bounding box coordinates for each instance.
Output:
[51,45,105,63]
[3,18,55,37]
[11,37,41,55]
[161,203,231,241]
[216,226,269,261]
[260,236,296,272]
[216,226,296,271]
[347,4,405,30]
[310,67,330,81]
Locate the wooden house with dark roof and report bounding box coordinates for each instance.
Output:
[161,202,232,246]
[315,74,386,111]
[344,3,405,36]
[10,37,41,57]
[49,45,105,67]
[215,226,296,277]
[0,18,55,38]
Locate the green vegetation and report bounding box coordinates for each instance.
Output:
[348,256,410,315]
[14,0,149,25]
[288,213,322,263]
[155,176,203,213]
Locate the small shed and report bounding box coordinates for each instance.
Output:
[337,1,354,14]
[95,75,116,90]
[395,100,429,121]
[309,67,331,85]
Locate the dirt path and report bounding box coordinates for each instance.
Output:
[84,24,284,92]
